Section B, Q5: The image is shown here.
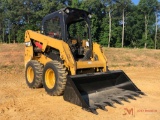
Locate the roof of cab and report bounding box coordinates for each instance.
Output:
[42,7,90,23]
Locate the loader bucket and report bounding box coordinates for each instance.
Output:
[63,70,145,114]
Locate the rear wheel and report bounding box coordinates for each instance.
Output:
[43,61,67,96]
[25,60,43,88]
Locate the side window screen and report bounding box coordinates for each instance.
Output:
[44,17,61,40]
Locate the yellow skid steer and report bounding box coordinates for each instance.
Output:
[24,7,145,114]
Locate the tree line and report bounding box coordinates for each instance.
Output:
[0,0,160,49]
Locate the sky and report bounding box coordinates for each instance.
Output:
[132,0,139,5]
[132,0,160,5]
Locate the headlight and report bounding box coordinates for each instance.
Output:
[65,9,70,13]
[25,41,31,47]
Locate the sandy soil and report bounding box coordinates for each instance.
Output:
[0,44,160,120]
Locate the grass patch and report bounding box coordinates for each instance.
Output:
[1,44,160,71]
[104,47,160,68]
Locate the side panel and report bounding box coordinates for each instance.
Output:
[24,30,76,75]
[24,31,33,67]
[24,46,33,67]
[92,43,107,72]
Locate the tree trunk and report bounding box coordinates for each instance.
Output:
[144,14,148,48]
[154,11,158,49]
[8,31,10,43]
[122,9,125,48]
[3,27,4,43]
[27,15,30,24]
[108,10,112,48]
[0,23,2,43]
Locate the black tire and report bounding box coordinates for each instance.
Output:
[43,61,67,96]
[25,60,43,88]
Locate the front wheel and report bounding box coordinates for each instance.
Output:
[25,60,43,88]
[43,61,67,96]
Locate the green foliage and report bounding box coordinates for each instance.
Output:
[0,0,159,49]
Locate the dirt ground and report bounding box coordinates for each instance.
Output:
[0,44,160,120]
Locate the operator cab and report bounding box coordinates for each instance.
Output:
[41,7,92,60]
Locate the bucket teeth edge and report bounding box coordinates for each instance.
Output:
[83,92,145,114]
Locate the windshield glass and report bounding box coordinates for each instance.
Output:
[67,20,89,41]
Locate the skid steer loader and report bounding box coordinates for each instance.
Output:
[24,7,145,114]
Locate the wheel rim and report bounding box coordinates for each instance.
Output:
[45,68,56,89]
[27,66,34,83]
